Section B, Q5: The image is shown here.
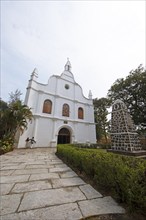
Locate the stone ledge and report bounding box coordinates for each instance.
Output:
[107,149,146,157]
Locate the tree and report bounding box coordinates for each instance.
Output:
[9,89,22,104]
[0,90,33,153]
[0,99,9,138]
[108,64,146,130]
[93,98,111,143]
[7,100,33,137]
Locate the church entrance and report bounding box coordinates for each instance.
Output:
[57,128,70,144]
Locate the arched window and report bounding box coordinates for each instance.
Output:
[78,107,84,119]
[43,100,52,114]
[62,104,69,117]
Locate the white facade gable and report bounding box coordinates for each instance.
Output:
[18,60,96,148]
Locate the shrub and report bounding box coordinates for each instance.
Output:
[0,136,14,155]
[56,144,146,213]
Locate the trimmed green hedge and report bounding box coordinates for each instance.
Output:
[56,144,146,213]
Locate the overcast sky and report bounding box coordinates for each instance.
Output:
[1,0,145,102]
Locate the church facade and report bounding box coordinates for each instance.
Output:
[18,60,96,148]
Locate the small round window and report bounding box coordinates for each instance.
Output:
[65,84,69,89]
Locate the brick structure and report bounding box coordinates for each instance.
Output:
[110,99,141,151]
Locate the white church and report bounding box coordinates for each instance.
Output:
[18,60,96,148]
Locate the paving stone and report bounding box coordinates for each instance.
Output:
[0,170,15,176]
[36,157,56,161]
[60,171,78,178]
[18,187,86,212]
[51,159,63,162]
[55,164,69,168]
[52,177,86,188]
[79,184,103,199]
[78,196,125,217]
[0,148,126,219]
[0,163,21,168]
[11,180,52,193]
[0,183,14,195]
[29,173,59,181]
[12,168,49,175]
[25,164,53,169]
[1,165,26,170]
[49,167,72,173]
[1,175,30,184]
[46,161,64,165]
[0,194,22,215]
[24,161,46,165]
[1,203,83,220]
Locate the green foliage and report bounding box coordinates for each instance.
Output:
[0,99,32,138]
[0,90,33,154]
[75,143,98,149]
[0,135,14,155]
[108,64,146,130]
[57,144,146,213]
[97,143,111,149]
[93,98,111,142]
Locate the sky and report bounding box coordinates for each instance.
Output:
[1,0,145,102]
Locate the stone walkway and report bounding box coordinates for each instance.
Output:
[0,148,125,220]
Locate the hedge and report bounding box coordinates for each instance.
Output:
[56,144,146,213]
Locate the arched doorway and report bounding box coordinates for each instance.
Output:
[57,128,70,144]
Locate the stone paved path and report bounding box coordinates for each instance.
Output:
[0,148,125,220]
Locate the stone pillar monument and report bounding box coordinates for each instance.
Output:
[110,99,141,152]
